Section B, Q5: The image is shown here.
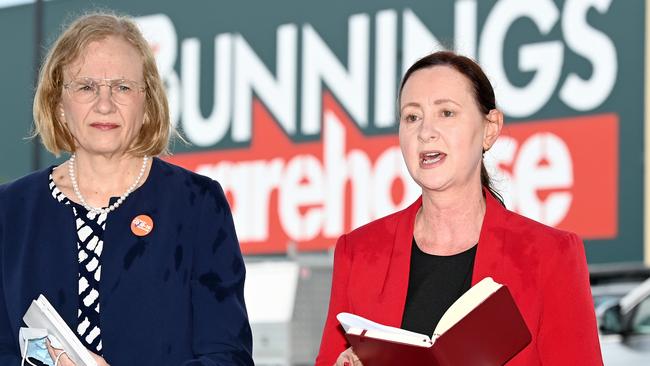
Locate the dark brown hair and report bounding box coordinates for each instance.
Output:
[398,51,504,205]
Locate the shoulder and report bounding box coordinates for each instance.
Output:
[151,158,228,207]
[499,205,582,253]
[0,167,57,227]
[153,158,223,191]
[481,191,582,259]
[349,209,406,237]
[0,167,51,202]
[341,199,418,248]
[0,167,50,193]
[504,207,578,239]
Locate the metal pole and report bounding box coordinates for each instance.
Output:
[32,0,43,171]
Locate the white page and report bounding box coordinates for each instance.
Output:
[434,277,502,336]
[337,312,432,341]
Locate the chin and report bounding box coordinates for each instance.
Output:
[414,179,449,193]
[83,147,125,157]
[421,185,450,193]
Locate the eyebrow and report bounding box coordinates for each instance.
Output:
[433,98,462,107]
[400,98,462,113]
[400,102,421,114]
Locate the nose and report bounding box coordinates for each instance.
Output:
[94,85,116,114]
[417,117,439,143]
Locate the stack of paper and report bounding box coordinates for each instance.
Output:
[23,295,97,366]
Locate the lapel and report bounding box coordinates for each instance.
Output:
[379,189,507,327]
[40,175,79,329]
[379,197,420,327]
[99,158,160,309]
[472,189,507,285]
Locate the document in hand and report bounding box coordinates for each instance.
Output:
[23,295,98,366]
[337,277,531,366]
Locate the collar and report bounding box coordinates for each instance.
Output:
[384,187,507,326]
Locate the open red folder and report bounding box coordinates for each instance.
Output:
[339,277,531,366]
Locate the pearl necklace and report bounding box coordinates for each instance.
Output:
[68,153,149,215]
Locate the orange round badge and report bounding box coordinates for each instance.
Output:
[131,214,154,237]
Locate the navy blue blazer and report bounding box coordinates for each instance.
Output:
[0,158,253,366]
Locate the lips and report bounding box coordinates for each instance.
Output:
[419,151,446,167]
[90,122,119,131]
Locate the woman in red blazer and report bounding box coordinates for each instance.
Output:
[315,51,603,365]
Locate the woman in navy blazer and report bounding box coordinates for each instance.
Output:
[316,51,602,365]
[0,12,252,366]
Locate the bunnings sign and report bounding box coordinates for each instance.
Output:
[0,0,644,263]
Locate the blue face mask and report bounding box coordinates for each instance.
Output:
[19,328,55,366]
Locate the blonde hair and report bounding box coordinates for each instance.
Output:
[33,11,172,157]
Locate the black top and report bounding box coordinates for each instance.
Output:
[401,238,477,337]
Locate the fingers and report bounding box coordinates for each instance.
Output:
[89,351,111,366]
[54,351,71,366]
[46,346,109,366]
[46,340,74,366]
[335,347,363,366]
[334,352,349,366]
[45,340,58,362]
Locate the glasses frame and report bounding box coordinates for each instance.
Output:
[62,77,146,105]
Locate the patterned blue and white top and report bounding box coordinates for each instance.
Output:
[49,171,104,354]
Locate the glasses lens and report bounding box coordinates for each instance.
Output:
[68,79,97,103]
[110,80,139,105]
[65,78,144,105]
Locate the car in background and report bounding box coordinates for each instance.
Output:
[590,265,650,365]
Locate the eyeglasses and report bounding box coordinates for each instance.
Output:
[63,77,146,105]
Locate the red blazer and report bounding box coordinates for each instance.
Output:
[315,191,603,365]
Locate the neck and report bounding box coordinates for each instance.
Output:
[415,183,486,255]
[70,152,150,208]
[75,153,137,187]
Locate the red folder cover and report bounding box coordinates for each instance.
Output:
[344,286,531,366]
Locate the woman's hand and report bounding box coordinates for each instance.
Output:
[46,341,110,366]
[335,347,363,366]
